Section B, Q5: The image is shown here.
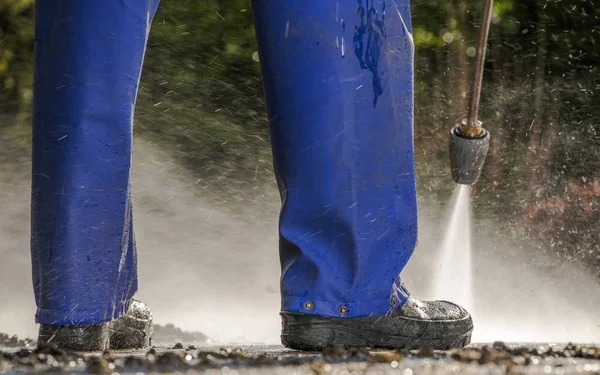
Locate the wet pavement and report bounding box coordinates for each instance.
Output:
[1,341,599,374]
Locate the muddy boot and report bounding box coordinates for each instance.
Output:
[109,300,154,350]
[38,300,153,351]
[281,297,473,350]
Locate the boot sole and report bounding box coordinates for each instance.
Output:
[282,316,473,351]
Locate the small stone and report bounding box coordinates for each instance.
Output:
[87,357,111,375]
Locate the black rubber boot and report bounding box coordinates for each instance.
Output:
[38,300,153,351]
[281,297,473,350]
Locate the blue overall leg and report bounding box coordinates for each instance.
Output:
[252,0,417,317]
[31,0,159,326]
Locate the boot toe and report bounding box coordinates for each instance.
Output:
[125,300,153,321]
[109,299,154,350]
[399,297,469,321]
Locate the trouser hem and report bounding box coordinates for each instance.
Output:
[281,290,409,318]
[35,299,131,326]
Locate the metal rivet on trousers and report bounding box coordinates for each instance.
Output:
[339,306,348,315]
[304,301,314,310]
[390,298,396,307]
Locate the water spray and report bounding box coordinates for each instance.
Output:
[449,0,493,185]
[435,0,495,333]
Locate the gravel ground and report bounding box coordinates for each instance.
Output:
[1,341,599,374]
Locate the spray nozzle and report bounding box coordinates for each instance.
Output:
[449,119,490,185]
[447,0,494,185]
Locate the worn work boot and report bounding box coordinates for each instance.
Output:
[281,297,473,350]
[37,300,153,351]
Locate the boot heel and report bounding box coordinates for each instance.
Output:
[38,324,110,352]
[282,324,370,351]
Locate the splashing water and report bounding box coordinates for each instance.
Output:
[432,185,474,312]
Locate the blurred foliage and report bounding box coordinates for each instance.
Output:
[0,0,34,110]
[141,1,261,118]
[134,0,268,184]
[0,0,599,273]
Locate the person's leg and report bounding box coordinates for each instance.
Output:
[252,0,472,349]
[32,0,159,350]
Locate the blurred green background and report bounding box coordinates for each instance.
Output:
[1,0,598,277]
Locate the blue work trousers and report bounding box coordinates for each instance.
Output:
[32,0,416,325]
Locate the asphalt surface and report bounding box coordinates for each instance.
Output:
[1,341,599,374]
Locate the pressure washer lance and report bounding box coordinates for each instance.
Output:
[449,0,493,185]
